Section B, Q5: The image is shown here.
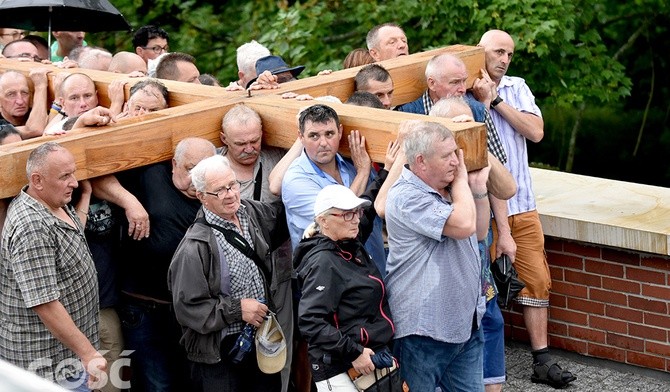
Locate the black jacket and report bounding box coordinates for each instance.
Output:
[294,170,394,381]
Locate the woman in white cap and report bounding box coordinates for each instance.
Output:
[294,182,396,391]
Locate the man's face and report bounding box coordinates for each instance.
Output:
[221,120,262,167]
[299,119,342,166]
[35,148,79,209]
[0,28,25,46]
[127,87,167,117]
[362,78,394,109]
[137,37,168,62]
[175,61,201,84]
[54,31,85,52]
[370,26,408,61]
[420,137,459,190]
[172,146,215,198]
[199,166,241,221]
[428,61,468,100]
[2,41,41,62]
[59,75,98,117]
[483,35,515,82]
[0,73,30,122]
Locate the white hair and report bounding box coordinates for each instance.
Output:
[236,40,271,76]
[190,154,231,193]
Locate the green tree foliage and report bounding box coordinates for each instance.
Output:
[93,0,669,185]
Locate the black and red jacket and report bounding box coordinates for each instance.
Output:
[295,232,395,382]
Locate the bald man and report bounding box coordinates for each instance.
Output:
[472,29,576,389]
[108,51,148,76]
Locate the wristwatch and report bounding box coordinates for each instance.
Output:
[491,95,503,108]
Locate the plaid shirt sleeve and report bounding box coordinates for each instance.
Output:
[484,109,508,164]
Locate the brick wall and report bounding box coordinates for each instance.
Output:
[502,236,670,372]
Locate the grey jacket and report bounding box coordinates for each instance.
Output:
[167,199,288,364]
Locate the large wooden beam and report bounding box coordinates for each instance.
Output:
[0,44,487,199]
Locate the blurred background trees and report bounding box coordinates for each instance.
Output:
[91,0,670,186]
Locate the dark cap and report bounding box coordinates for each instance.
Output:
[247,55,305,88]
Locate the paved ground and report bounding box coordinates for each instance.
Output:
[504,341,670,391]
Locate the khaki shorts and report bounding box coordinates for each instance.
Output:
[491,210,551,307]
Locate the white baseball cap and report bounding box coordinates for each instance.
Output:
[313,184,371,217]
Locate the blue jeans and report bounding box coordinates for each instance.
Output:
[394,328,484,392]
[482,298,506,385]
[59,373,90,392]
[118,297,188,392]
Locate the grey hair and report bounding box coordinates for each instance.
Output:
[26,142,64,179]
[77,48,112,70]
[303,207,336,239]
[236,40,271,76]
[173,137,216,165]
[190,154,231,193]
[424,53,463,80]
[129,78,169,107]
[402,120,454,165]
[366,22,402,50]
[221,104,262,134]
[429,96,472,118]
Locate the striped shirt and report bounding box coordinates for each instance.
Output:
[489,76,543,215]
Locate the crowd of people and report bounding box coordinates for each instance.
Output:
[0,21,577,392]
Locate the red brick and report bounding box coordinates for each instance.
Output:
[563,242,601,258]
[644,313,670,330]
[640,255,670,272]
[607,333,644,351]
[626,351,665,370]
[628,296,667,314]
[589,288,627,306]
[550,293,567,308]
[585,259,624,278]
[564,270,602,287]
[549,336,588,354]
[544,237,563,252]
[552,281,588,298]
[568,297,605,315]
[602,277,640,294]
[629,323,667,342]
[568,325,606,343]
[641,283,670,301]
[626,267,666,285]
[602,248,641,266]
[587,342,626,362]
[548,321,568,336]
[590,315,628,334]
[547,253,583,270]
[605,305,643,323]
[645,341,670,357]
[549,307,588,325]
[549,266,564,281]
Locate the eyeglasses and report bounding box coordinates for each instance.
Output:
[0,31,25,40]
[141,45,169,54]
[329,209,364,221]
[7,53,42,62]
[204,181,241,199]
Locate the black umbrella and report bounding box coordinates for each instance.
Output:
[0,0,131,46]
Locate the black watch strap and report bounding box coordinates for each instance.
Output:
[491,95,503,107]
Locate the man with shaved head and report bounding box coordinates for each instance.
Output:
[108,51,148,76]
[472,29,576,389]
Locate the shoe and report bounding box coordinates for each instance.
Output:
[531,358,577,389]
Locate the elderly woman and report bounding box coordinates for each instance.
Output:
[295,183,395,391]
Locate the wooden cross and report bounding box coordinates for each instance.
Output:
[0,44,487,199]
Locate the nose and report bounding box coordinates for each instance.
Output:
[381,94,391,108]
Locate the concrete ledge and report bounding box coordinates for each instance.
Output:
[531,168,670,256]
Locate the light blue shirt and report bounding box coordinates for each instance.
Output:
[282,150,386,269]
[385,167,484,343]
[490,75,543,216]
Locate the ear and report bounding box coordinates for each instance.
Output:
[135,46,142,56]
[237,70,245,82]
[338,123,344,137]
[196,191,206,203]
[30,172,43,190]
[220,130,227,146]
[427,77,435,90]
[368,48,380,62]
[171,158,177,172]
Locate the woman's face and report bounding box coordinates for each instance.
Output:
[319,208,362,241]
